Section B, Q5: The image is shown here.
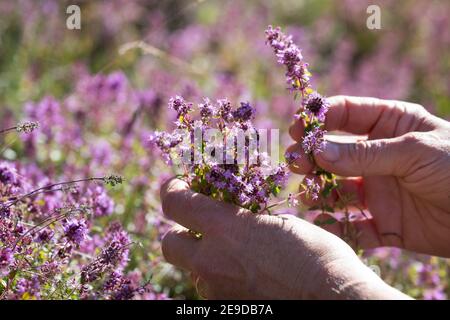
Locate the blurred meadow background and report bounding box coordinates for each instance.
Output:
[0,0,449,299]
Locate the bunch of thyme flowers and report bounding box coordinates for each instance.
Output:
[151,96,298,214]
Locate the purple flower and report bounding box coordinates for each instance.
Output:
[105,221,131,270]
[90,140,113,167]
[265,25,287,50]
[40,261,60,277]
[87,186,114,217]
[232,102,255,122]
[277,46,302,68]
[265,25,310,91]
[24,96,64,139]
[287,193,299,207]
[302,127,327,154]
[217,98,233,122]
[304,178,321,201]
[0,162,19,185]
[0,161,23,195]
[423,288,446,300]
[78,71,128,105]
[284,151,301,164]
[103,272,148,300]
[106,72,127,93]
[80,234,129,284]
[149,131,183,164]
[168,95,192,117]
[35,229,54,243]
[14,276,41,298]
[199,98,216,123]
[269,165,289,186]
[0,205,11,218]
[63,218,88,245]
[303,92,330,122]
[0,248,14,270]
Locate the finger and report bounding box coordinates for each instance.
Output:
[300,176,366,208]
[314,134,416,177]
[288,96,386,141]
[161,226,199,271]
[160,178,242,233]
[325,96,431,136]
[286,143,314,174]
[289,117,305,142]
[289,96,430,139]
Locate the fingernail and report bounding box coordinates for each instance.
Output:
[320,141,340,162]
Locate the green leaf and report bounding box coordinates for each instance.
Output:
[324,218,337,225]
[321,182,337,198]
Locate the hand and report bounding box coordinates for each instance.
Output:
[288,96,450,257]
[160,178,408,299]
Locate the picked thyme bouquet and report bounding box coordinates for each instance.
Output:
[151,96,295,214]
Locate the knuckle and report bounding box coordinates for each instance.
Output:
[189,193,209,214]
[411,103,427,114]
[402,132,423,145]
[331,95,347,103]
[349,140,372,171]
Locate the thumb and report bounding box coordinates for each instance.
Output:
[314,135,415,177]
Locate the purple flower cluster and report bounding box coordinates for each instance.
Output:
[0,248,14,277]
[63,218,88,245]
[0,156,133,299]
[169,95,193,118]
[77,71,129,105]
[151,96,289,213]
[304,178,321,201]
[80,223,130,285]
[1,67,171,299]
[233,102,255,123]
[198,98,216,123]
[267,26,331,206]
[266,25,329,155]
[303,92,330,123]
[284,151,301,164]
[0,162,22,194]
[265,25,310,92]
[148,131,184,164]
[302,127,326,155]
[217,98,234,123]
[85,186,115,217]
